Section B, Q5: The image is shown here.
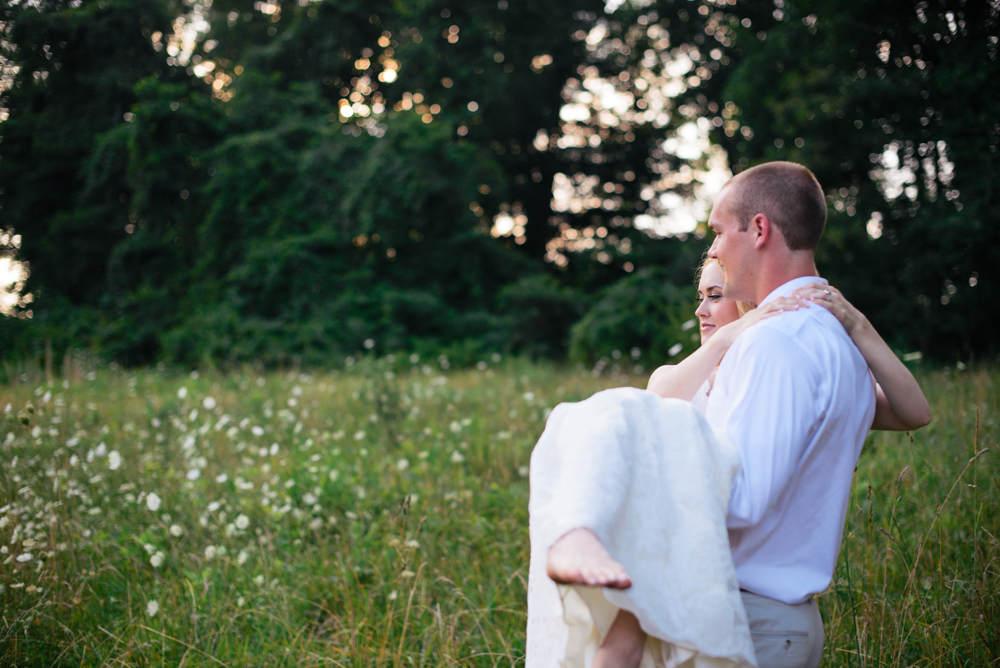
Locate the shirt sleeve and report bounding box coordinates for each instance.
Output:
[722,326,821,529]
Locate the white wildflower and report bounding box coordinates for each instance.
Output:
[353,431,365,441]
[328,469,339,482]
[524,391,535,402]
[401,569,415,578]
[253,575,265,586]
[202,396,217,410]
[406,539,420,548]
[0,517,7,529]
[169,524,184,537]
[186,469,201,481]
[150,551,164,568]
[308,518,323,531]
[451,451,465,463]
[204,545,217,560]
[388,590,398,600]
[449,420,462,433]
[269,443,279,456]
[69,455,79,467]
[182,435,196,451]
[396,458,409,471]
[95,442,107,457]
[251,426,264,437]
[146,492,161,512]
[107,451,122,471]
[235,514,250,530]
[31,426,42,438]
[146,600,159,617]
[177,387,188,399]
[237,596,246,607]
[519,465,530,478]
[237,550,248,566]
[16,552,32,563]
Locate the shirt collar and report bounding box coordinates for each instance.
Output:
[759,276,828,306]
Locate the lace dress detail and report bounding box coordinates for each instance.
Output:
[526,387,755,668]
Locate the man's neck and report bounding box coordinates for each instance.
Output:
[753,252,819,305]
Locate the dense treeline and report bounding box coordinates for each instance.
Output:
[0,0,996,371]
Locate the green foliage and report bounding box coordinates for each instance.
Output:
[702,0,1000,359]
[1,364,997,666]
[569,267,697,366]
[1,0,997,366]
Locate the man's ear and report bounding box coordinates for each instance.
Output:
[752,213,771,250]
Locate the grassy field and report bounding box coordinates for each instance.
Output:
[0,356,997,667]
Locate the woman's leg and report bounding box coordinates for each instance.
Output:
[592,609,647,668]
[546,527,632,588]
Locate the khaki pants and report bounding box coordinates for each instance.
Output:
[741,591,824,668]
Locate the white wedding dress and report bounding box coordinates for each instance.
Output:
[526,385,756,668]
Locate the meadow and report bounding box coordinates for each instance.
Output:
[0,356,997,667]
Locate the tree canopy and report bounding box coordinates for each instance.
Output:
[1,0,996,369]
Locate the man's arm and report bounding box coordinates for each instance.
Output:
[721,327,820,529]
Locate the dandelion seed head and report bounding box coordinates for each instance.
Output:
[150,551,164,568]
[177,387,188,399]
[235,514,250,530]
[237,549,248,566]
[146,492,162,512]
[169,524,184,537]
[146,600,159,617]
[202,396,217,410]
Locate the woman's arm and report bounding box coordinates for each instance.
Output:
[646,300,799,400]
[792,283,931,431]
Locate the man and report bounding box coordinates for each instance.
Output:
[536,161,875,668]
[703,161,875,666]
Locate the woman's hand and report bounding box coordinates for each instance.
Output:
[711,296,803,348]
[792,282,930,431]
[791,282,867,335]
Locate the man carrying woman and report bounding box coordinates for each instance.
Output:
[527,162,930,668]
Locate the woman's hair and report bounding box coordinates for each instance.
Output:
[695,257,757,317]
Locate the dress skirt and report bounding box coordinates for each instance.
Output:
[526,387,756,668]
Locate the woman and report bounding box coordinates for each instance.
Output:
[528,259,930,668]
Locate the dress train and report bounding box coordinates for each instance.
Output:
[526,387,756,668]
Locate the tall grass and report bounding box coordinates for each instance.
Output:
[1,359,997,667]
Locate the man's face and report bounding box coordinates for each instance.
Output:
[707,188,756,302]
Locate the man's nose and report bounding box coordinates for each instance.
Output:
[707,237,719,258]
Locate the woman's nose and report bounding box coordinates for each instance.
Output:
[695,300,709,317]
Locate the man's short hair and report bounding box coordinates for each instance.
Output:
[723,161,827,251]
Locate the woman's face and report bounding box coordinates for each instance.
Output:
[695,261,741,344]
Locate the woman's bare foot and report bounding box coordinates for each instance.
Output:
[546,528,632,588]
[593,610,646,668]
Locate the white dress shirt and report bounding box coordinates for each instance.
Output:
[705,277,876,604]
